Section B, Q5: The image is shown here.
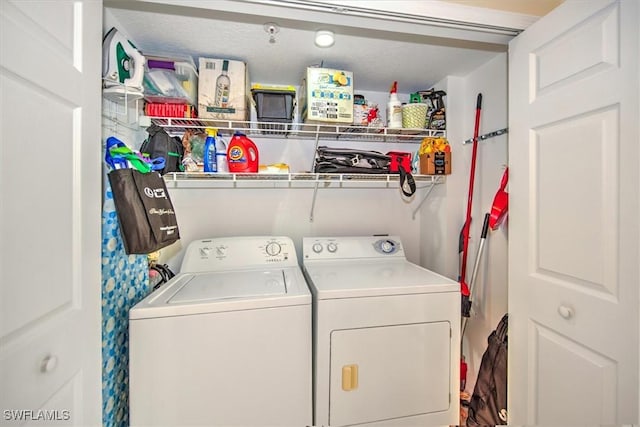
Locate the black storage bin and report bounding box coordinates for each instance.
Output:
[251,87,296,134]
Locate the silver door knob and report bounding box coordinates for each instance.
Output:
[558,305,574,319]
[40,354,58,373]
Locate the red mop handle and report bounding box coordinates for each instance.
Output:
[460,94,482,295]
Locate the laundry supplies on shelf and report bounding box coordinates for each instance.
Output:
[203,128,218,173]
[215,135,229,173]
[386,81,403,129]
[227,132,258,173]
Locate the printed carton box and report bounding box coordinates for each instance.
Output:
[198,58,250,121]
[420,151,451,175]
[300,67,354,124]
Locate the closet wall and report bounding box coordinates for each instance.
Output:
[103,0,510,402]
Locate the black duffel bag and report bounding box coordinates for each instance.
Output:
[314,146,391,174]
[467,313,508,426]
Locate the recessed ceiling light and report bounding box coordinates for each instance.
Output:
[315,30,335,48]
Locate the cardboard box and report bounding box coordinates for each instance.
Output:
[198,58,250,121]
[300,67,354,124]
[420,151,451,175]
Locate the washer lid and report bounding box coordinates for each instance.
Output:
[169,270,286,304]
[130,267,310,319]
[303,259,458,299]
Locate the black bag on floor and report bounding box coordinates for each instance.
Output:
[108,168,180,254]
[314,146,391,174]
[467,313,508,427]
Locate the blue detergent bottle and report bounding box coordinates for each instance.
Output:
[203,128,218,172]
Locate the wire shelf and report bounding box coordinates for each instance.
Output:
[149,117,445,143]
[163,172,445,188]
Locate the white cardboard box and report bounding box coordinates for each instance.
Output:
[300,67,354,124]
[198,57,250,121]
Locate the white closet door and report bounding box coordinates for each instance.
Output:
[0,1,102,424]
[509,0,638,424]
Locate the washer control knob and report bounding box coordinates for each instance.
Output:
[312,243,324,253]
[265,242,282,256]
[200,247,211,256]
[215,246,226,256]
[327,242,338,253]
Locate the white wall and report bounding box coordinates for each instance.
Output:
[459,53,509,394]
[162,180,427,271]
[419,75,466,280]
[416,53,508,394]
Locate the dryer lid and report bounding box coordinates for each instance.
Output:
[303,259,458,299]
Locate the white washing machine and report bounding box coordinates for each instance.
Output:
[129,236,312,426]
[303,236,460,427]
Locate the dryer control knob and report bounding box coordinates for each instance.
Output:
[200,247,211,256]
[312,243,323,253]
[380,240,396,254]
[327,242,338,253]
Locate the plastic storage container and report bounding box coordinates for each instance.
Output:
[143,56,198,105]
[251,85,296,134]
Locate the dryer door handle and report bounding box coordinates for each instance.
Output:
[342,364,359,391]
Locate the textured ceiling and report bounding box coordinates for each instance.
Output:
[105,1,515,94]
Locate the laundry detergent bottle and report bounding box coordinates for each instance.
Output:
[227,132,258,173]
[203,127,218,172]
[215,135,229,173]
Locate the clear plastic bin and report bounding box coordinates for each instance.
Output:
[143,58,198,105]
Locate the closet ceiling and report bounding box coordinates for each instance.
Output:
[105,0,533,93]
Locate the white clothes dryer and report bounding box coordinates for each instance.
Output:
[129,236,312,426]
[303,236,460,427]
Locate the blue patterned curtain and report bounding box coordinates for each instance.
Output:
[101,180,150,427]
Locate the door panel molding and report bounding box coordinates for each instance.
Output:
[530,2,619,101]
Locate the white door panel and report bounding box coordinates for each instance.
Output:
[530,321,617,425]
[0,0,102,425]
[532,107,619,295]
[509,0,638,424]
[531,4,619,100]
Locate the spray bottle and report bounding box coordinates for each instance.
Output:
[203,128,218,172]
[387,81,403,129]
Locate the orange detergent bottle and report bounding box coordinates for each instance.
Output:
[227,132,259,173]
